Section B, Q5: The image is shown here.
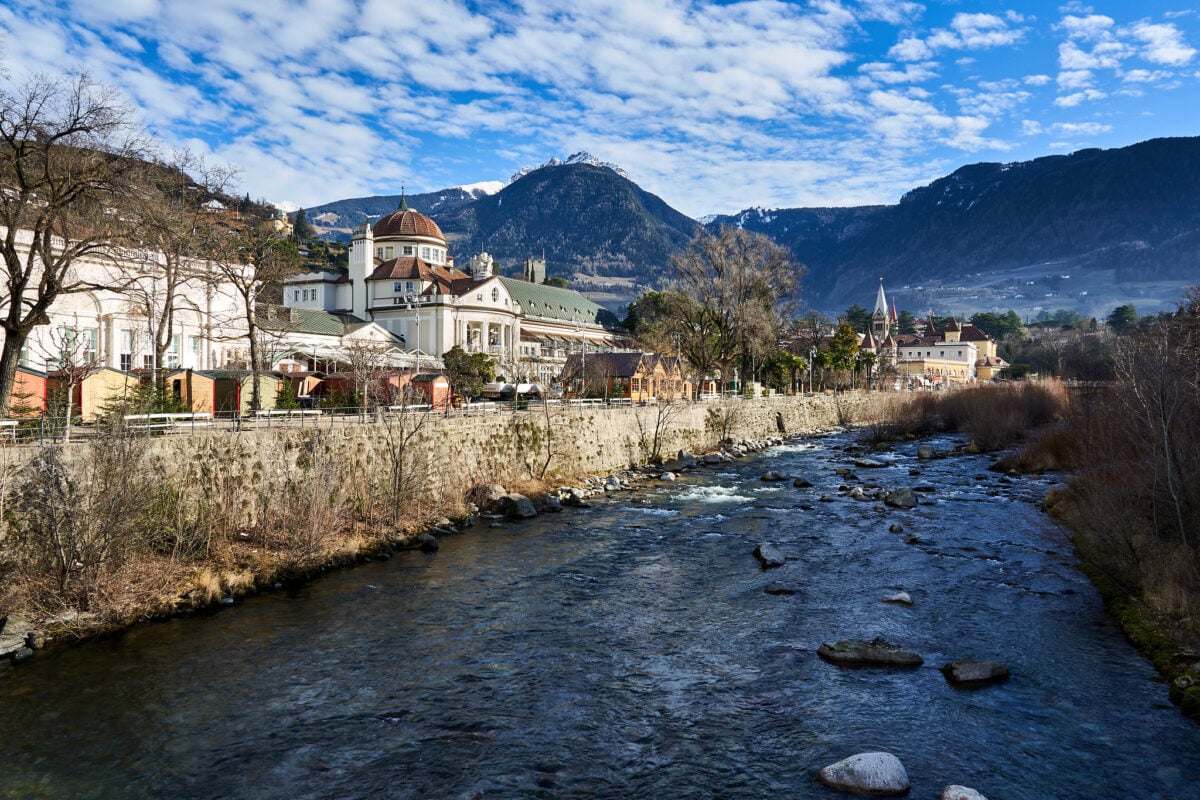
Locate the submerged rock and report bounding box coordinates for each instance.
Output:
[416,533,439,552]
[753,543,787,568]
[818,637,923,667]
[854,457,887,468]
[917,444,936,460]
[760,470,788,482]
[888,522,904,533]
[792,476,813,488]
[885,488,918,509]
[818,751,910,796]
[941,660,1009,687]
[764,584,798,596]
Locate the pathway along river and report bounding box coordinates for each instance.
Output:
[2,431,1199,799]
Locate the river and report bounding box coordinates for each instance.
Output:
[1,430,1197,799]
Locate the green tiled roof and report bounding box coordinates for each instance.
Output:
[257,306,368,337]
[497,277,608,326]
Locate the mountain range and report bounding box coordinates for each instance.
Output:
[299,138,1200,317]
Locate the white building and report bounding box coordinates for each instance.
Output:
[283,196,620,383]
[0,227,248,376]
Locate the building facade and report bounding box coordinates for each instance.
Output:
[282,197,621,383]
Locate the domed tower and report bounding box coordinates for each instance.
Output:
[371,193,449,263]
[347,191,452,317]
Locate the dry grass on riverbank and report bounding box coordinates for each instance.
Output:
[1022,308,1200,716]
[864,381,1069,451]
[0,429,459,640]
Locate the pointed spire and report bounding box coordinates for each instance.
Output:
[397,185,409,212]
[891,300,898,323]
[873,277,888,316]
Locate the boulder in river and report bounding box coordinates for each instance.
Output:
[500,493,539,519]
[659,471,677,482]
[854,457,887,468]
[918,444,936,460]
[753,543,787,568]
[416,533,439,552]
[942,786,989,800]
[792,476,813,488]
[818,637,924,667]
[941,660,1009,687]
[888,522,904,533]
[817,751,910,796]
[882,592,913,606]
[760,470,788,482]
[885,488,919,509]
[764,584,798,596]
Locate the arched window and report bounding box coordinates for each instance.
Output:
[491,287,499,302]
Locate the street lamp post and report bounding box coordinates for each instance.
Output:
[809,347,816,394]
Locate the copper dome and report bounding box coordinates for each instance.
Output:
[372,203,446,243]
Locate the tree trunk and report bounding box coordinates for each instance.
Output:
[0,330,28,417]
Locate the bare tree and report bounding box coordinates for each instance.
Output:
[205,222,300,411]
[378,384,434,526]
[39,323,103,441]
[126,151,237,399]
[633,399,684,463]
[671,226,801,390]
[0,73,149,414]
[340,338,394,415]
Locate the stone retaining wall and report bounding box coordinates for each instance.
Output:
[143,394,889,495]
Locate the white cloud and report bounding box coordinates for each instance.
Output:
[1051,121,1112,134]
[1058,14,1114,41]
[854,0,924,25]
[1054,88,1106,106]
[1021,119,1043,135]
[1132,21,1196,65]
[1057,69,1095,89]
[1024,74,1052,85]
[888,37,932,61]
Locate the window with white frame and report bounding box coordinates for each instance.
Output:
[120,329,135,372]
[167,334,181,368]
[403,246,413,256]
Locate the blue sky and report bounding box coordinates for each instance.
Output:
[2,0,1197,218]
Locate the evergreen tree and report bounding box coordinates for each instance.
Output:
[843,304,871,333]
[1107,304,1138,335]
[293,208,312,241]
[897,309,918,335]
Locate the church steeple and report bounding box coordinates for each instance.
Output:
[397,185,409,212]
[871,277,889,341]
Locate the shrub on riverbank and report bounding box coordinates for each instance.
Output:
[1035,299,1200,716]
[865,381,1069,451]
[0,428,451,637]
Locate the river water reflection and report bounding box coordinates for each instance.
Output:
[1,431,1198,799]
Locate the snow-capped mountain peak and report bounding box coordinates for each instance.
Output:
[454,180,506,197]
[509,152,629,183]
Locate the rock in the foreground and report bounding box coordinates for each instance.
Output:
[942,786,988,800]
[753,543,787,568]
[500,493,539,519]
[941,660,1009,687]
[818,637,923,667]
[884,488,918,509]
[818,751,910,796]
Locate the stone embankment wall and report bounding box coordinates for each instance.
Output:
[140,394,890,498]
